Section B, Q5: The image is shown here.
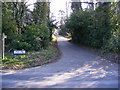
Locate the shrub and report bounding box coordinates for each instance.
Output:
[9,24,50,51]
[65,3,119,53]
[23,24,50,50]
[10,35,32,51]
[59,29,63,35]
[102,35,120,53]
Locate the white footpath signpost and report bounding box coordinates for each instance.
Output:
[2,33,7,59]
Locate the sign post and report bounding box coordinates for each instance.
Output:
[2,33,7,59]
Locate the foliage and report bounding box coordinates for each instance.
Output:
[2,3,17,44]
[0,57,28,69]
[3,2,29,34]
[0,42,58,70]
[9,24,50,51]
[10,39,32,51]
[2,2,51,51]
[47,19,57,41]
[102,2,120,53]
[59,29,63,35]
[65,2,120,53]
[71,1,82,11]
[33,2,50,25]
[102,36,119,53]
[66,10,94,45]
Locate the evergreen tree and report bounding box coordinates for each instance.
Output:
[32,2,50,25]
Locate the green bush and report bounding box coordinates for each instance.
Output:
[23,24,50,50]
[9,24,50,51]
[2,7,17,45]
[102,35,120,53]
[10,35,31,51]
[59,29,63,35]
[65,3,119,53]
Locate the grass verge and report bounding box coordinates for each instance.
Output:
[0,35,60,70]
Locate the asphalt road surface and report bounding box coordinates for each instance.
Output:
[1,35,119,88]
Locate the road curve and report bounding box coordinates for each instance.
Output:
[1,35,118,88]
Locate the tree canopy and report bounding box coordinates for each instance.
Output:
[65,1,120,53]
[2,1,56,51]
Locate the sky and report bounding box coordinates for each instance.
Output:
[27,0,88,16]
[50,0,70,16]
[50,0,72,24]
[27,0,71,17]
[26,0,36,11]
[26,0,88,25]
[27,0,72,24]
[50,0,67,12]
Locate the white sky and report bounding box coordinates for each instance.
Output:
[27,0,88,24]
[27,0,72,24]
[27,0,88,15]
[50,0,69,16]
[50,0,67,12]
[50,0,72,23]
[26,0,36,11]
[27,0,71,17]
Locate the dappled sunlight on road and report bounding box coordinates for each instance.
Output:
[3,59,118,88]
[57,35,70,42]
[1,70,17,75]
[2,36,118,88]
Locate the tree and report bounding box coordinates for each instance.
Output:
[65,1,120,53]
[2,1,51,51]
[58,10,65,25]
[103,2,120,52]
[94,2,111,47]
[2,3,17,44]
[7,2,28,34]
[47,19,57,41]
[32,2,50,25]
[71,0,83,11]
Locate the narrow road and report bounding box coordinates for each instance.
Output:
[1,35,118,88]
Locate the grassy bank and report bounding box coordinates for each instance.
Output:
[0,35,60,70]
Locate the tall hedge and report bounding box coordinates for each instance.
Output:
[10,24,50,51]
[65,2,120,53]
